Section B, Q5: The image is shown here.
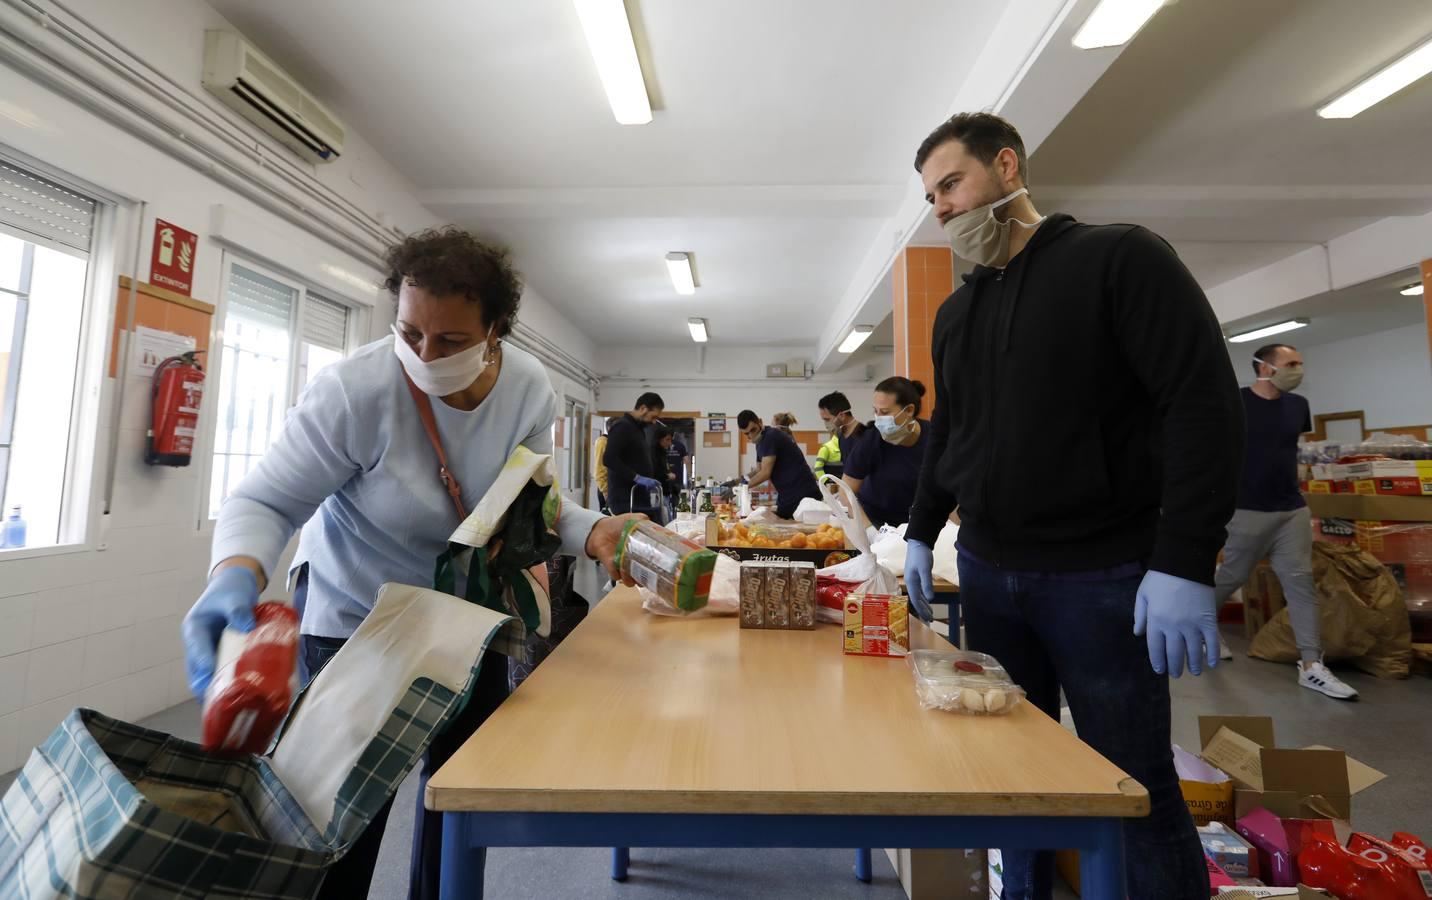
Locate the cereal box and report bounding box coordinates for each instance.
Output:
[843,592,910,657]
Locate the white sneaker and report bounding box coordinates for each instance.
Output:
[1219,639,1234,661]
[1299,661,1359,700]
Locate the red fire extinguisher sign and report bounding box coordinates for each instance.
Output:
[147,352,205,467]
[150,219,198,297]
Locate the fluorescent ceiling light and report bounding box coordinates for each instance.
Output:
[1318,36,1432,119]
[1227,319,1310,344]
[572,0,652,125]
[1072,0,1165,50]
[665,251,695,295]
[838,325,874,354]
[1401,283,1425,297]
[687,317,708,343]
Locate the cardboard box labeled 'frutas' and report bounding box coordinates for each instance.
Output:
[1193,716,1386,822]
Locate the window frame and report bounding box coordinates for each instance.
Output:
[0,148,119,561]
[196,250,363,530]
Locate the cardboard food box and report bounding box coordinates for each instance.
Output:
[706,517,859,568]
[1217,886,1332,898]
[1177,744,1235,826]
[1193,716,1386,823]
[1353,477,1432,497]
[843,592,911,657]
[1341,460,1432,481]
[882,848,987,900]
[1200,821,1259,879]
[1242,563,1288,641]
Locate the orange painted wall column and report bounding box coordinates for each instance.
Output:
[1423,259,1432,371]
[892,246,955,400]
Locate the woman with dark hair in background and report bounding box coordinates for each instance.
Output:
[181,226,638,899]
[648,422,677,521]
[843,376,931,530]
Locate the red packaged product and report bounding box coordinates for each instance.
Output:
[1347,833,1432,899]
[201,601,300,754]
[1299,831,1422,900]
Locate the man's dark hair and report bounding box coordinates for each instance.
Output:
[914,112,1029,186]
[818,391,851,415]
[635,392,664,411]
[1251,344,1295,376]
[875,376,928,417]
[736,410,759,430]
[605,416,620,429]
[383,226,522,337]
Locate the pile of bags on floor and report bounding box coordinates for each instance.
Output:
[1250,543,1413,678]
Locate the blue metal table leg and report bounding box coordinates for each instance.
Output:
[1078,818,1126,900]
[611,846,630,881]
[440,812,485,900]
[854,847,873,883]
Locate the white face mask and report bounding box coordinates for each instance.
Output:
[391,324,495,396]
[942,187,1044,268]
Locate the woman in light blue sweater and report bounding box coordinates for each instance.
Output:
[181,227,636,899]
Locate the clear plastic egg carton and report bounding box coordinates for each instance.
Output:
[908,649,1025,715]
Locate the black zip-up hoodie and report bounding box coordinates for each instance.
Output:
[905,214,1243,585]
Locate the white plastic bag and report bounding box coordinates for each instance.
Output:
[793,496,834,525]
[814,474,900,622]
[641,552,740,618]
[871,524,908,576]
[665,514,708,545]
[744,506,782,524]
[931,521,960,587]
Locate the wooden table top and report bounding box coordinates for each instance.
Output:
[898,574,959,593]
[427,587,1147,818]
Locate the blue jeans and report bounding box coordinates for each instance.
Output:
[956,549,1208,900]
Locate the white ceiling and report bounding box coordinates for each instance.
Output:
[1221,268,1425,351]
[911,0,1432,292]
[208,0,1007,346]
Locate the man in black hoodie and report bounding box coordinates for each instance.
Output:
[902,113,1242,899]
[604,392,665,515]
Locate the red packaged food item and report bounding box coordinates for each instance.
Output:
[1347,833,1432,899]
[816,575,862,618]
[201,601,300,754]
[1299,831,1418,900]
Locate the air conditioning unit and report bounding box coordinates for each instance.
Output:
[202,30,345,163]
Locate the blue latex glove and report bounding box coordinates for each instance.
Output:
[1133,570,1219,677]
[182,567,259,698]
[634,475,661,490]
[904,539,936,623]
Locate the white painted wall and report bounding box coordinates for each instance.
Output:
[0,0,592,774]
[1258,324,1432,431]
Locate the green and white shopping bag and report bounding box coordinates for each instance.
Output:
[0,583,523,900]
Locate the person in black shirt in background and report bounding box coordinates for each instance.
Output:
[902,112,1242,900]
[1211,344,1357,700]
[817,391,867,483]
[738,410,821,519]
[648,423,677,522]
[842,377,929,529]
[604,392,664,514]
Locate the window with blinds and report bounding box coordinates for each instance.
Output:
[208,259,355,518]
[210,263,296,518]
[0,161,96,256]
[0,159,98,550]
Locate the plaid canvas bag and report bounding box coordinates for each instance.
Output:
[0,583,522,900]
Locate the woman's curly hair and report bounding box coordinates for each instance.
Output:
[382,226,522,337]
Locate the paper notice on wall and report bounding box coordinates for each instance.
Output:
[131,325,196,378]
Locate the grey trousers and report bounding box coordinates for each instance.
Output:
[1214,507,1321,662]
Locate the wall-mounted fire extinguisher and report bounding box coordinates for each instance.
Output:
[146,351,205,467]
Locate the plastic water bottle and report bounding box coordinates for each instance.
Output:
[2,506,26,549]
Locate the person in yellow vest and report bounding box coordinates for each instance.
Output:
[593,416,617,512]
[813,433,843,481]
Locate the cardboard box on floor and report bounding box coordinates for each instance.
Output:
[882,848,986,899]
[1195,716,1386,821]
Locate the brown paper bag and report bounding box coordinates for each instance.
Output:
[1249,543,1411,678]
